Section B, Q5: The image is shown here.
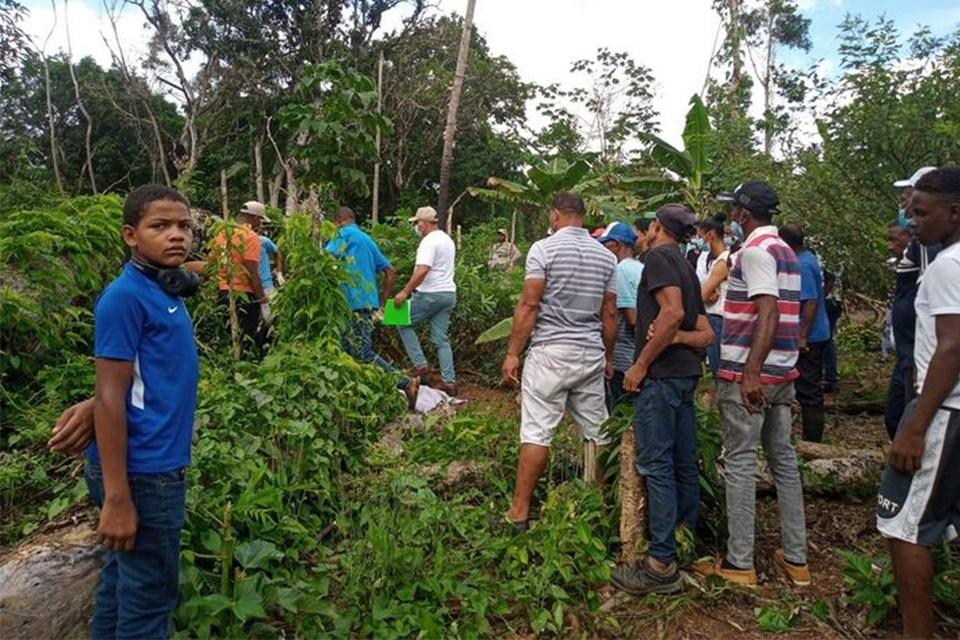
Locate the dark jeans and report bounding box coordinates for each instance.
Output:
[86,462,186,640]
[706,314,724,380]
[824,300,842,389]
[632,376,700,565]
[885,355,916,440]
[217,290,266,358]
[796,341,827,442]
[343,310,407,390]
[605,370,636,413]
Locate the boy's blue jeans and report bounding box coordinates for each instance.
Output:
[85,462,186,640]
[632,376,701,565]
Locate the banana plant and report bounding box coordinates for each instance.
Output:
[637,93,713,215]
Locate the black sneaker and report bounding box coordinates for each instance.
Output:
[611,560,682,595]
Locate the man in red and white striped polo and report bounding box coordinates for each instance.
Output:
[694,182,811,588]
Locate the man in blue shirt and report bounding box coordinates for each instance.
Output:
[326,207,417,406]
[258,234,284,298]
[780,225,830,442]
[87,184,200,638]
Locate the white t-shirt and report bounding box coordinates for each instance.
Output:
[415,230,457,293]
[915,242,960,410]
[704,249,730,316]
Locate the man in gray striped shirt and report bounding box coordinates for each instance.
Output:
[500,192,618,531]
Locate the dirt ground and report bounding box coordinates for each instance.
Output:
[458,372,959,640]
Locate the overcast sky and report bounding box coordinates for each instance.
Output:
[20,0,960,147]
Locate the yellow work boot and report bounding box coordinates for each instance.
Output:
[774,549,812,586]
[692,557,758,587]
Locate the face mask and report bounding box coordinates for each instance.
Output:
[898,208,911,229]
[731,220,744,241]
[724,236,734,249]
[692,238,708,252]
[414,225,423,238]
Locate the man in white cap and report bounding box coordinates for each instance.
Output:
[488,227,522,270]
[393,206,458,395]
[886,166,941,440]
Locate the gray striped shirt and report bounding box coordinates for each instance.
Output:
[526,226,618,350]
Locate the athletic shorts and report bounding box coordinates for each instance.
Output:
[520,343,610,447]
[877,401,960,547]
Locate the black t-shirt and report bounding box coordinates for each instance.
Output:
[636,244,706,379]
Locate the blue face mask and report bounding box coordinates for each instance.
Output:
[724,236,734,249]
[731,220,744,241]
[898,208,911,229]
[692,238,708,252]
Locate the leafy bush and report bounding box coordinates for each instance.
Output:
[838,550,897,627]
[0,196,124,387]
[174,342,404,637]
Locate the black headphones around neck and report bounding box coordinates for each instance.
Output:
[130,255,200,298]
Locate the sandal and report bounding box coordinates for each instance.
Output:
[490,514,529,535]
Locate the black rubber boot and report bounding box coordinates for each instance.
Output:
[801,406,825,442]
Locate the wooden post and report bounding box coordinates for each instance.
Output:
[583,440,597,484]
[510,208,517,245]
[372,50,384,224]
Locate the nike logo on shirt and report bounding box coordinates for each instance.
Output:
[168,306,179,314]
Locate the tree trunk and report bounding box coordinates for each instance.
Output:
[220,169,229,218]
[0,520,104,639]
[435,0,476,228]
[762,9,774,156]
[268,169,282,208]
[728,0,742,116]
[64,0,97,194]
[284,165,298,216]
[618,429,646,566]
[372,50,384,224]
[40,3,63,193]
[254,133,265,204]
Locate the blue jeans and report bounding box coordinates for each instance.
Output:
[632,376,701,564]
[343,310,407,389]
[86,463,186,640]
[885,355,915,440]
[706,314,723,380]
[397,291,457,383]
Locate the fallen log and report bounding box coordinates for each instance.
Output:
[757,441,884,496]
[0,520,104,640]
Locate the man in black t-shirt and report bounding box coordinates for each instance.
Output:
[611,205,714,595]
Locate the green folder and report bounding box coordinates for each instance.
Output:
[383,300,411,326]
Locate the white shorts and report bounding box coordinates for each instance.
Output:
[877,403,960,547]
[520,343,610,447]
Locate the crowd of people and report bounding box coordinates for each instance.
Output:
[43,163,960,638]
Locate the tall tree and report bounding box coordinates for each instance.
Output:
[436,0,476,228]
[742,0,811,155]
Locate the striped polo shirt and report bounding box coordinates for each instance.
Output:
[526,226,618,350]
[718,226,801,384]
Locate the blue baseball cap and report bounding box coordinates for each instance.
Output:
[598,221,637,247]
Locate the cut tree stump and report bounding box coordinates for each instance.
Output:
[0,521,104,640]
[618,429,646,566]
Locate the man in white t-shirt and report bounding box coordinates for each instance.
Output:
[877,165,960,640]
[393,206,458,395]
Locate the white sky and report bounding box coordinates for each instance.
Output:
[22,0,730,147]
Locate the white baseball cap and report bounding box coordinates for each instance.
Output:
[893,166,936,188]
[240,201,271,222]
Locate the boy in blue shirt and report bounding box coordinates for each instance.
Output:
[779,224,830,442]
[87,184,199,639]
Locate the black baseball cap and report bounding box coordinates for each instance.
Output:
[716,181,780,217]
[656,204,697,240]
